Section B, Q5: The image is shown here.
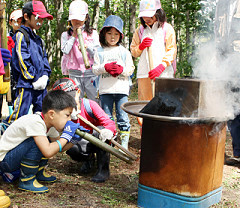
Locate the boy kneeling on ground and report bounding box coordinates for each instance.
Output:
[0,90,85,193]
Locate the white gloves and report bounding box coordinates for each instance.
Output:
[71,108,81,120]
[32,75,48,90]
[99,128,113,142]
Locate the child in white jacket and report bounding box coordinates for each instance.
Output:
[92,15,135,150]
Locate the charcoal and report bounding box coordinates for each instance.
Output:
[140,88,187,117]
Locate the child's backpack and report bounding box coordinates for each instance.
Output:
[16,27,45,53]
[82,98,96,120]
[138,23,177,74]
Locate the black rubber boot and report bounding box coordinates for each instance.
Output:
[79,153,95,174]
[91,149,110,183]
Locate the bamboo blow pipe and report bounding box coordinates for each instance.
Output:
[77,114,137,161]
[148,46,155,98]
[76,28,90,69]
[75,129,133,164]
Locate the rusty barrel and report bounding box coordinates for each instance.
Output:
[121,100,227,208]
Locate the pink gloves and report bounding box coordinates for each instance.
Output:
[139,37,153,50]
[148,64,166,80]
[104,61,123,77]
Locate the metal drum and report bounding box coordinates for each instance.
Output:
[121,78,229,208]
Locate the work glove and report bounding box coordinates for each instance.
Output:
[148,64,166,80]
[32,75,49,90]
[70,125,90,144]
[71,108,81,120]
[99,128,114,142]
[0,48,11,66]
[139,37,153,51]
[61,120,80,142]
[7,36,15,55]
[104,62,123,77]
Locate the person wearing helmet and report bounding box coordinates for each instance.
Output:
[61,0,100,103]
[92,15,135,150]
[130,0,177,101]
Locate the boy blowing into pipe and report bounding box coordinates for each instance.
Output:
[0,90,85,193]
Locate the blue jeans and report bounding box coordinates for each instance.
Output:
[0,137,43,172]
[100,94,130,132]
[229,114,240,157]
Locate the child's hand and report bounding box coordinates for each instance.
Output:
[0,48,11,66]
[104,62,123,77]
[61,121,80,142]
[32,75,48,90]
[70,134,82,145]
[71,108,81,120]
[139,37,153,50]
[148,64,166,80]
[100,128,113,142]
[71,125,90,144]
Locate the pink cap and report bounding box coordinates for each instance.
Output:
[23,1,53,20]
[9,9,23,21]
[138,0,161,18]
[68,0,88,21]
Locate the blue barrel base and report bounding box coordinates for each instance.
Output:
[138,184,222,208]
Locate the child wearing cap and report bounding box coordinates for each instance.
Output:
[130,0,177,101]
[52,77,117,183]
[8,9,23,55]
[1,1,53,130]
[92,15,135,150]
[0,90,83,193]
[61,0,100,103]
[6,9,23,114]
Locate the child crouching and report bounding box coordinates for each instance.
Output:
[0,90,84,193]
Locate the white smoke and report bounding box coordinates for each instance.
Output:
[191,0,240,121]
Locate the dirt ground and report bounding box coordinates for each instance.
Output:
[1,90,240,207]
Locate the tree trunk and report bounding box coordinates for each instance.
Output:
[105,0,110,17]
[92,1,100,30]
[129,2,137,49]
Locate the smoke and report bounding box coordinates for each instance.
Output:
[191,0,240,121]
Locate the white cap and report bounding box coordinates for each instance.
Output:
[138,0,161,18]
[10,9,23,21]
[68,0,88,21]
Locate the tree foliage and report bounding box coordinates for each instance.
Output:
[5,0,216,83]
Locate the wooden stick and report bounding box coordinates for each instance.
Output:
[77,114,137,160]
[77,28,90,69]
[148,46,155,98]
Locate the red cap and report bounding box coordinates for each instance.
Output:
[23,1,53,20]
[52,78,78,92]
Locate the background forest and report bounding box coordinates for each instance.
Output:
[5,0,217,84]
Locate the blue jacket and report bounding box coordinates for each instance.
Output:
[11,26,51,89]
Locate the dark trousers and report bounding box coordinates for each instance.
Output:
[229,114,240,157]
[4,88,47,123]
